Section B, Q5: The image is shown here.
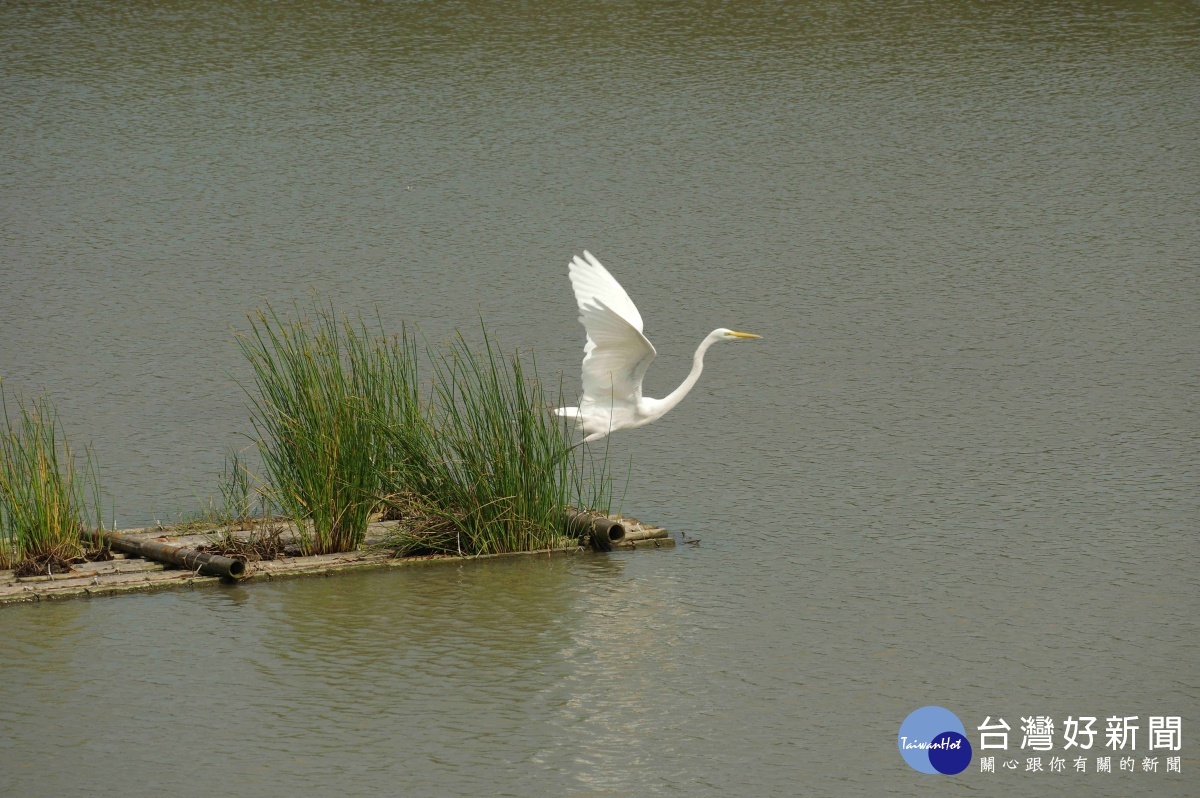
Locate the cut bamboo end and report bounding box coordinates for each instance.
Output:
[563,510,676,552]
[563,509,626,551]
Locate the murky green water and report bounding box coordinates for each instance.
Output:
[2,1,1197,795]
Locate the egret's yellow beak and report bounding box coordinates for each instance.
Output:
[730,331,762,339]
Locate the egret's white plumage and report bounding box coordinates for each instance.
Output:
[556,251,760,442]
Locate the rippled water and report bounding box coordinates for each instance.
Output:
[2,1,1197,795]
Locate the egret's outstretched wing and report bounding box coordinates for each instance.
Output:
[569,251,645,333]
[560,249,760,441]
[578,299,657,409]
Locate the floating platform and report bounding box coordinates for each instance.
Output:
[0,515,676,606]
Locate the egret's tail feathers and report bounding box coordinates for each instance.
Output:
[554,406,582,420]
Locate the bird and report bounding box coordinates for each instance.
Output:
[555,251,761,442]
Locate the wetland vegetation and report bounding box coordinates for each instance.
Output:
[1,303,612,576]
[238,303,611,557]
[0,386,105,575]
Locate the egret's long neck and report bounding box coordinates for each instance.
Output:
[655,330,724,415]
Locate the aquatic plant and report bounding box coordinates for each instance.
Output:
[165,447,267,535]
[377,328,612,556]
[236,304,398,555]
[217,446,256,523]
[0,384,102,572]
[236,303,611,558]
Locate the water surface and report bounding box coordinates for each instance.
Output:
[2,1,1197,795]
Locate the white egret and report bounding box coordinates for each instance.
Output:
[555,251,761,442]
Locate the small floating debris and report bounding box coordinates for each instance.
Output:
[0,513,676,605]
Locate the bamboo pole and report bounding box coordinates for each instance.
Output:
[563,509,626,552]
[620,525,669,542]
[83,529,247,580]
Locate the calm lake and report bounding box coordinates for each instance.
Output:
[1,1,1196,795]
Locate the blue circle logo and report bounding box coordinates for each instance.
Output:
[898,706,973,775]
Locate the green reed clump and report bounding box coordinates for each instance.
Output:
[388,329,608,555]
[237,303,610,558]
[0,384,102,571]
[236,304,408,555]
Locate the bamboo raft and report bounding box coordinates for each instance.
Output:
[0,514,675,605]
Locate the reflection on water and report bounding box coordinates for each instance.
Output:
[1,0,1196,795]
[0,556,699,796]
